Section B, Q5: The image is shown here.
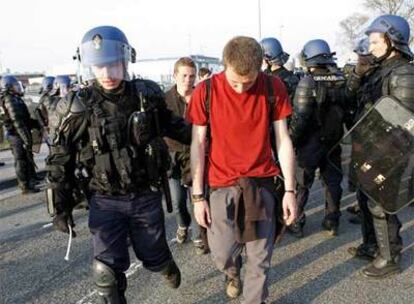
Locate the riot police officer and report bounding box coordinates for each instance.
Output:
[46,26,191,303]
[35,76,54,130]
[289,39,348,237]
[0,76,39,194]
[36,75,71,131]
[345,14,414,278]
[51,75,71,97]
[260,37,299,102]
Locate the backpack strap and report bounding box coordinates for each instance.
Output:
[265,75,275,127]
[204,78,211,139]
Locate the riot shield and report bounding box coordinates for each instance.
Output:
[31,128,43,153]
[329,96,414,214]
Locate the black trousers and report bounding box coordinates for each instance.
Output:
[8,135,36,186]
[89,191,173,274]
[296,134,343,222]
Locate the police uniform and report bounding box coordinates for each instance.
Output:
[289,39,348,236]
[0,77,39,193]
[345,14,414,278]
[266,67,298,103]
[347,55,413,277]
[47,26,191,303]
[260,37,299,103]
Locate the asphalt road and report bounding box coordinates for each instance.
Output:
[1,147,414,304]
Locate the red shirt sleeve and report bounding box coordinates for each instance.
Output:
[186,80,208,126]
[272,76,292,121]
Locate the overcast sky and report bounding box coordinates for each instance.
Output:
[0,0,365,73]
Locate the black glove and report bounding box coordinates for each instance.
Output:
[53,211,77,237]
[354,55,376,76]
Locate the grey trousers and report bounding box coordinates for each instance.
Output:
[208,186,275,304]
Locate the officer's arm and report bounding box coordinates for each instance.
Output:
[289,76,315,145]
[3,95,31,146]
[46,95,87,215]
[190,124,207,195]
[274,119,296,190]
[139,79,192,144]
[162,109,192,144]
[151,86,191,144]
[35,96,48,127]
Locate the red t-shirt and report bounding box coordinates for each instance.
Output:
[187,71,292,187]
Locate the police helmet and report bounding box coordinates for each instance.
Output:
[80,26,135,81]
[301,39,336,67]
[260,37,290,66]
[51,75,71,97]
[40,76,55,94]
[365,14,413,59]
[1,75,24,96]
[354,38,370,56]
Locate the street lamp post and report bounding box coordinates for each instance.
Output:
[258,0,262,40]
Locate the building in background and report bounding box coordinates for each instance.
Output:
[131,54,222,89]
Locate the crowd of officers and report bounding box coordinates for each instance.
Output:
[0,12,413,304]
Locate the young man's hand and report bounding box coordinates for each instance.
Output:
[193,199,211,228]
[282,192,298,226]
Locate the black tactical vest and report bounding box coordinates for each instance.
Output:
[77,83,154,195]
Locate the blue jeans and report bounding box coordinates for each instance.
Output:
[169,178,201,239]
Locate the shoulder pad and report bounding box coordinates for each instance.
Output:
[131,79,165,99]
[389,63,414,111]
[55,92,86,116]
[390,62,414,77]
[293,75,316,113]
[297,75,316,90]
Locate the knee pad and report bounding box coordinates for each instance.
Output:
[367,201,386,219]
[92,260,122,304]
[93,259,117,287]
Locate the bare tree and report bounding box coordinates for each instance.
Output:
[363,0,414,43]
[339,13,370,51]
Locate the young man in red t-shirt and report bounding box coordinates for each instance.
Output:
[187,36,297,304]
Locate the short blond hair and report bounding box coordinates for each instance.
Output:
[174,57,196,74]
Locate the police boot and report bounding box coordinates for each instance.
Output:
[30,173,44,182]
[348,243,378,261]
[362,203,401,279]
[93,260,126,304]
[362,254,401,278]
[161,260,181,289]
[287,213,305,238]
[321,218,338,236]
[20,183,40,195]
